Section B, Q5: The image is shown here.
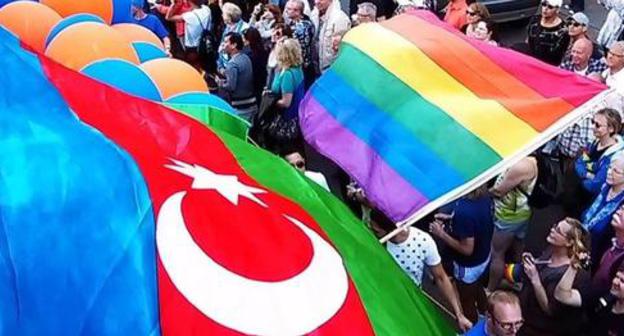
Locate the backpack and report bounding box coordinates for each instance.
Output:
[526,153,564,208]
[193,11,217,64]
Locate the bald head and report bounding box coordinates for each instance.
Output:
[571,38,592,68]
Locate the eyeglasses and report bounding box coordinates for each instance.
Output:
[492,315,524,332]
[541,1,557,9]
[592,119,607,128]
[466,10,477,16]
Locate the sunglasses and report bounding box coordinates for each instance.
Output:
[290,160,305,169]
[466,10,477,16]
[566,20,584,27]
[592,119,606,128]
[541,1,557,9]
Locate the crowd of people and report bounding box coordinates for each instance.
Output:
[133,0,624,334]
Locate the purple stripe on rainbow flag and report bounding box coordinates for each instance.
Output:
[412,11,602,107]
[300,94,429,221]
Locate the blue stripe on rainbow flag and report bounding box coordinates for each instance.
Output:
[0,27,159,335]
[310,70,466,199]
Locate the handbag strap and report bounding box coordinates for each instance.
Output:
[192,10,207,32]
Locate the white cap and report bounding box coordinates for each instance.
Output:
[544,0,562,7]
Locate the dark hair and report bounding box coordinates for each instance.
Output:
[370,209,396,234]
[244,27,265,55]
[596,107,623,135]
[225,32,244,50]
[476,19,498,41]
[265,4,283,23]
[271,22,293,38]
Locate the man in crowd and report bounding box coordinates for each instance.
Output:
[284,0,316,88]
[559,39,607,78]
[602,41,624,92]
[527,0,569,65]
[311,0,351,73]
[369,211,473,332]
[465,291,524,336]
[352,2,377,25]
[217,32,257,121]
[132,0,172,56]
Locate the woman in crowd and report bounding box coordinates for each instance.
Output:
[472,19,498,46]
[266,23,293,88]
[518,218,590,335]
[243,27,269,106]
[218,2,249,70]
[584,151,624,268]
[265,38,305,151]
[463,2,490,37]
[250,3,282,47]
[429,185,494,323]
[574,108,623,209]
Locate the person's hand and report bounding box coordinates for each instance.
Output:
[253,3,263,15]
[434,212,453,222]
[331,35,341,52]
[456,313,473,333]
[428,220,445,238]
[571,251,590,270]
[522,253,540,284]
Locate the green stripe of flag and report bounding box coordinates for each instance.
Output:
[165,103,250,140]
[215,130,455,336]
[333,43,501,179]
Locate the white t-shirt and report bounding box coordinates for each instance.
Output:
[603,68,624,94]
[386,227,441,287]
[181,6,211,48]
[304,171,330,192]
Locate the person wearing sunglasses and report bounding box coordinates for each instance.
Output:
[463,2,490,38]
[283,150,330,191]
[526,0,569,65]
[518,218,591,335]
[465,290,523,336]
[602,41,624,91]
[574,108,623,200]
[555,207,624,335]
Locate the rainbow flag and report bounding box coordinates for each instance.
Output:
[0,28,453,335]
[300,11,609,223]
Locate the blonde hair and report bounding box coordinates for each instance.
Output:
[469,2,491,19]
[487,290,520,315]
[562,218,590,260]
[276,38,303,68]
[222,2,242,23]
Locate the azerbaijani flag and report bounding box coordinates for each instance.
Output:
[0,27,453,335]
[300,11,610,224]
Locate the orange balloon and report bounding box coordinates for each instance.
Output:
[112,23,164,50]
[41,0,112,24]
[45,22,139,71]
[0,1,62,52]
[140,58,208,100]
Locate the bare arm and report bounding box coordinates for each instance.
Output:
[276,93,293,108]
[490,158,535,197]
[429,220,474,256]
[554,265,583,307]
[165,2,184,22]
[430,264,473,332]
[524,257,551,314]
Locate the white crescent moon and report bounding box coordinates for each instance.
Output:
[156,191,349,335]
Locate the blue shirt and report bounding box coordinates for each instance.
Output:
[134,14,169,40]
[270,67,305,120]
[449,196,494,267]
[464,319,487,336]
